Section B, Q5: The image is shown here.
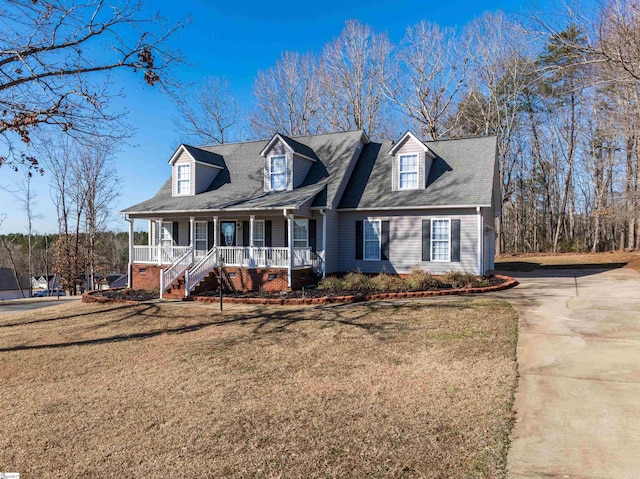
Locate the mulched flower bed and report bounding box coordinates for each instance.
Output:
[197,276,507,300]
[84,288,159,303]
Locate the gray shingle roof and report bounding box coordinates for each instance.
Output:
[181,145,225,168]
[0,268,29,291]
[338,136,498,209]
[279,134,319,161]
[122,130,366,215]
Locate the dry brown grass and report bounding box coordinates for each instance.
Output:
[496,250,640,273]
[0,298,517,478]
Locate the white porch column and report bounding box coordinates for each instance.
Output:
[213,216,218,247]
[189,216,195,262]
[126,215,134,288]
[249,215,255,268]
[287,213,294,288]
[156,219,163,265]
[148,220,152,245]
[320,209,327,279]
[477,207,483,275]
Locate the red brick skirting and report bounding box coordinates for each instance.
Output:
[191,274,518,305]
[82,288,139,305]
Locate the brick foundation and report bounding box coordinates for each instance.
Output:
[221,267,315,292]
[131,264,162,290]
[131,264,316,293]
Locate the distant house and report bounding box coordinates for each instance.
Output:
[120,130,500,298]
[31,274,60,291]
[96,273,127,290]
[0,268,30,300]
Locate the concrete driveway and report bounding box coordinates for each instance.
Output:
[496,266,640,479]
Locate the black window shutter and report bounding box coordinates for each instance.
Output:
[242,221,250,246]
[284,220,289,247]
[207,222,214,250]
[422,220,431,261]
[451,219,461,262]
[172,222,179,246]
[309,219,317,252]
[265,220,272,247]
[187,223,191,245]
[355,220,363,260]
[381,221,390,261]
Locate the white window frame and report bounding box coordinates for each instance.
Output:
[176,164,191,195]
[293,219,308,248]
[398,154,419,190]
[194,221,208,258]
[269,154,287,191]
[161,222,174,248]
[253,220,265,247]
[363,219,381,261]
[431,218,451,262]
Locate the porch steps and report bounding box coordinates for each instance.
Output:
[162,268,236,300]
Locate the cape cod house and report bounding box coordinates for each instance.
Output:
[121,130,500,298]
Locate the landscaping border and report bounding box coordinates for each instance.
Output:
[191,274,518,305]
[82,288,140,305]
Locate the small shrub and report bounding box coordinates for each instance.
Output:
[405,268,443,291]
[369,272,405,292]
[317,276,345,293]
[342,270,371,292]
[441,271,490,288]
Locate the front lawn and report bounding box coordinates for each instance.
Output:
[0,299,518,478]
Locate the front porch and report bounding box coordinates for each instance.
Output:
[124,211,326,296]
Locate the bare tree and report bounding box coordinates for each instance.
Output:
[251,51,322,138]
[386,21,467,140]
[0,0,185,172]
[16,174,43,295]
[175,77,240,145]
[318,20,393,139]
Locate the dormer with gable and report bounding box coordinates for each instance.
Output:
[260,133,318,192]
[169,144,225,197]
[388,131,436,191]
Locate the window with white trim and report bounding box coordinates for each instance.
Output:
[253,220,265,247]
[195,221,208,258]
[177,164,191,195]
[293,219,308,248]
[431,219,450,261]
[399,154,418,189]
[269,155,287,190]
[364,219,381,261]
[161,222,173,248]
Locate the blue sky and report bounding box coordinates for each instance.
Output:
[0,0,556,233]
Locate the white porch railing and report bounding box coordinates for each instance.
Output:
[253,247,289,268]
[218,246,250,267]
[134,245,192,264]
[185,247,218,296]
[159,247,193,298]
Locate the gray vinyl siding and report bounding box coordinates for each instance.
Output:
[292,153,313,188]
[337,209,479,275]
[482,207,495,230]
[330,139,364,209]
[172,151,195,196]
[391,137,432,191]
[194,163,220,194]
[324,209,340,273]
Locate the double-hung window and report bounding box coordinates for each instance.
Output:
[177,164,191,195]
[399,154,418,190]
[195,221,208,258]
[270,155,287,191]
[431,219,451,261]
[253,220,265,247]
[364,219,381,261]
[293,219,308,248]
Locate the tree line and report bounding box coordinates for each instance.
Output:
[177,0,640,255]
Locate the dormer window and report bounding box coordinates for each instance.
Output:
[269,155,287,191]
[399,154,418,189]
[177,164,191,195]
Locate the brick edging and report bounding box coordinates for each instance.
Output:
[82,288,140,305]
[191,274,519,306]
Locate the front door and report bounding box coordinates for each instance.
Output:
[220,221,236,247]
